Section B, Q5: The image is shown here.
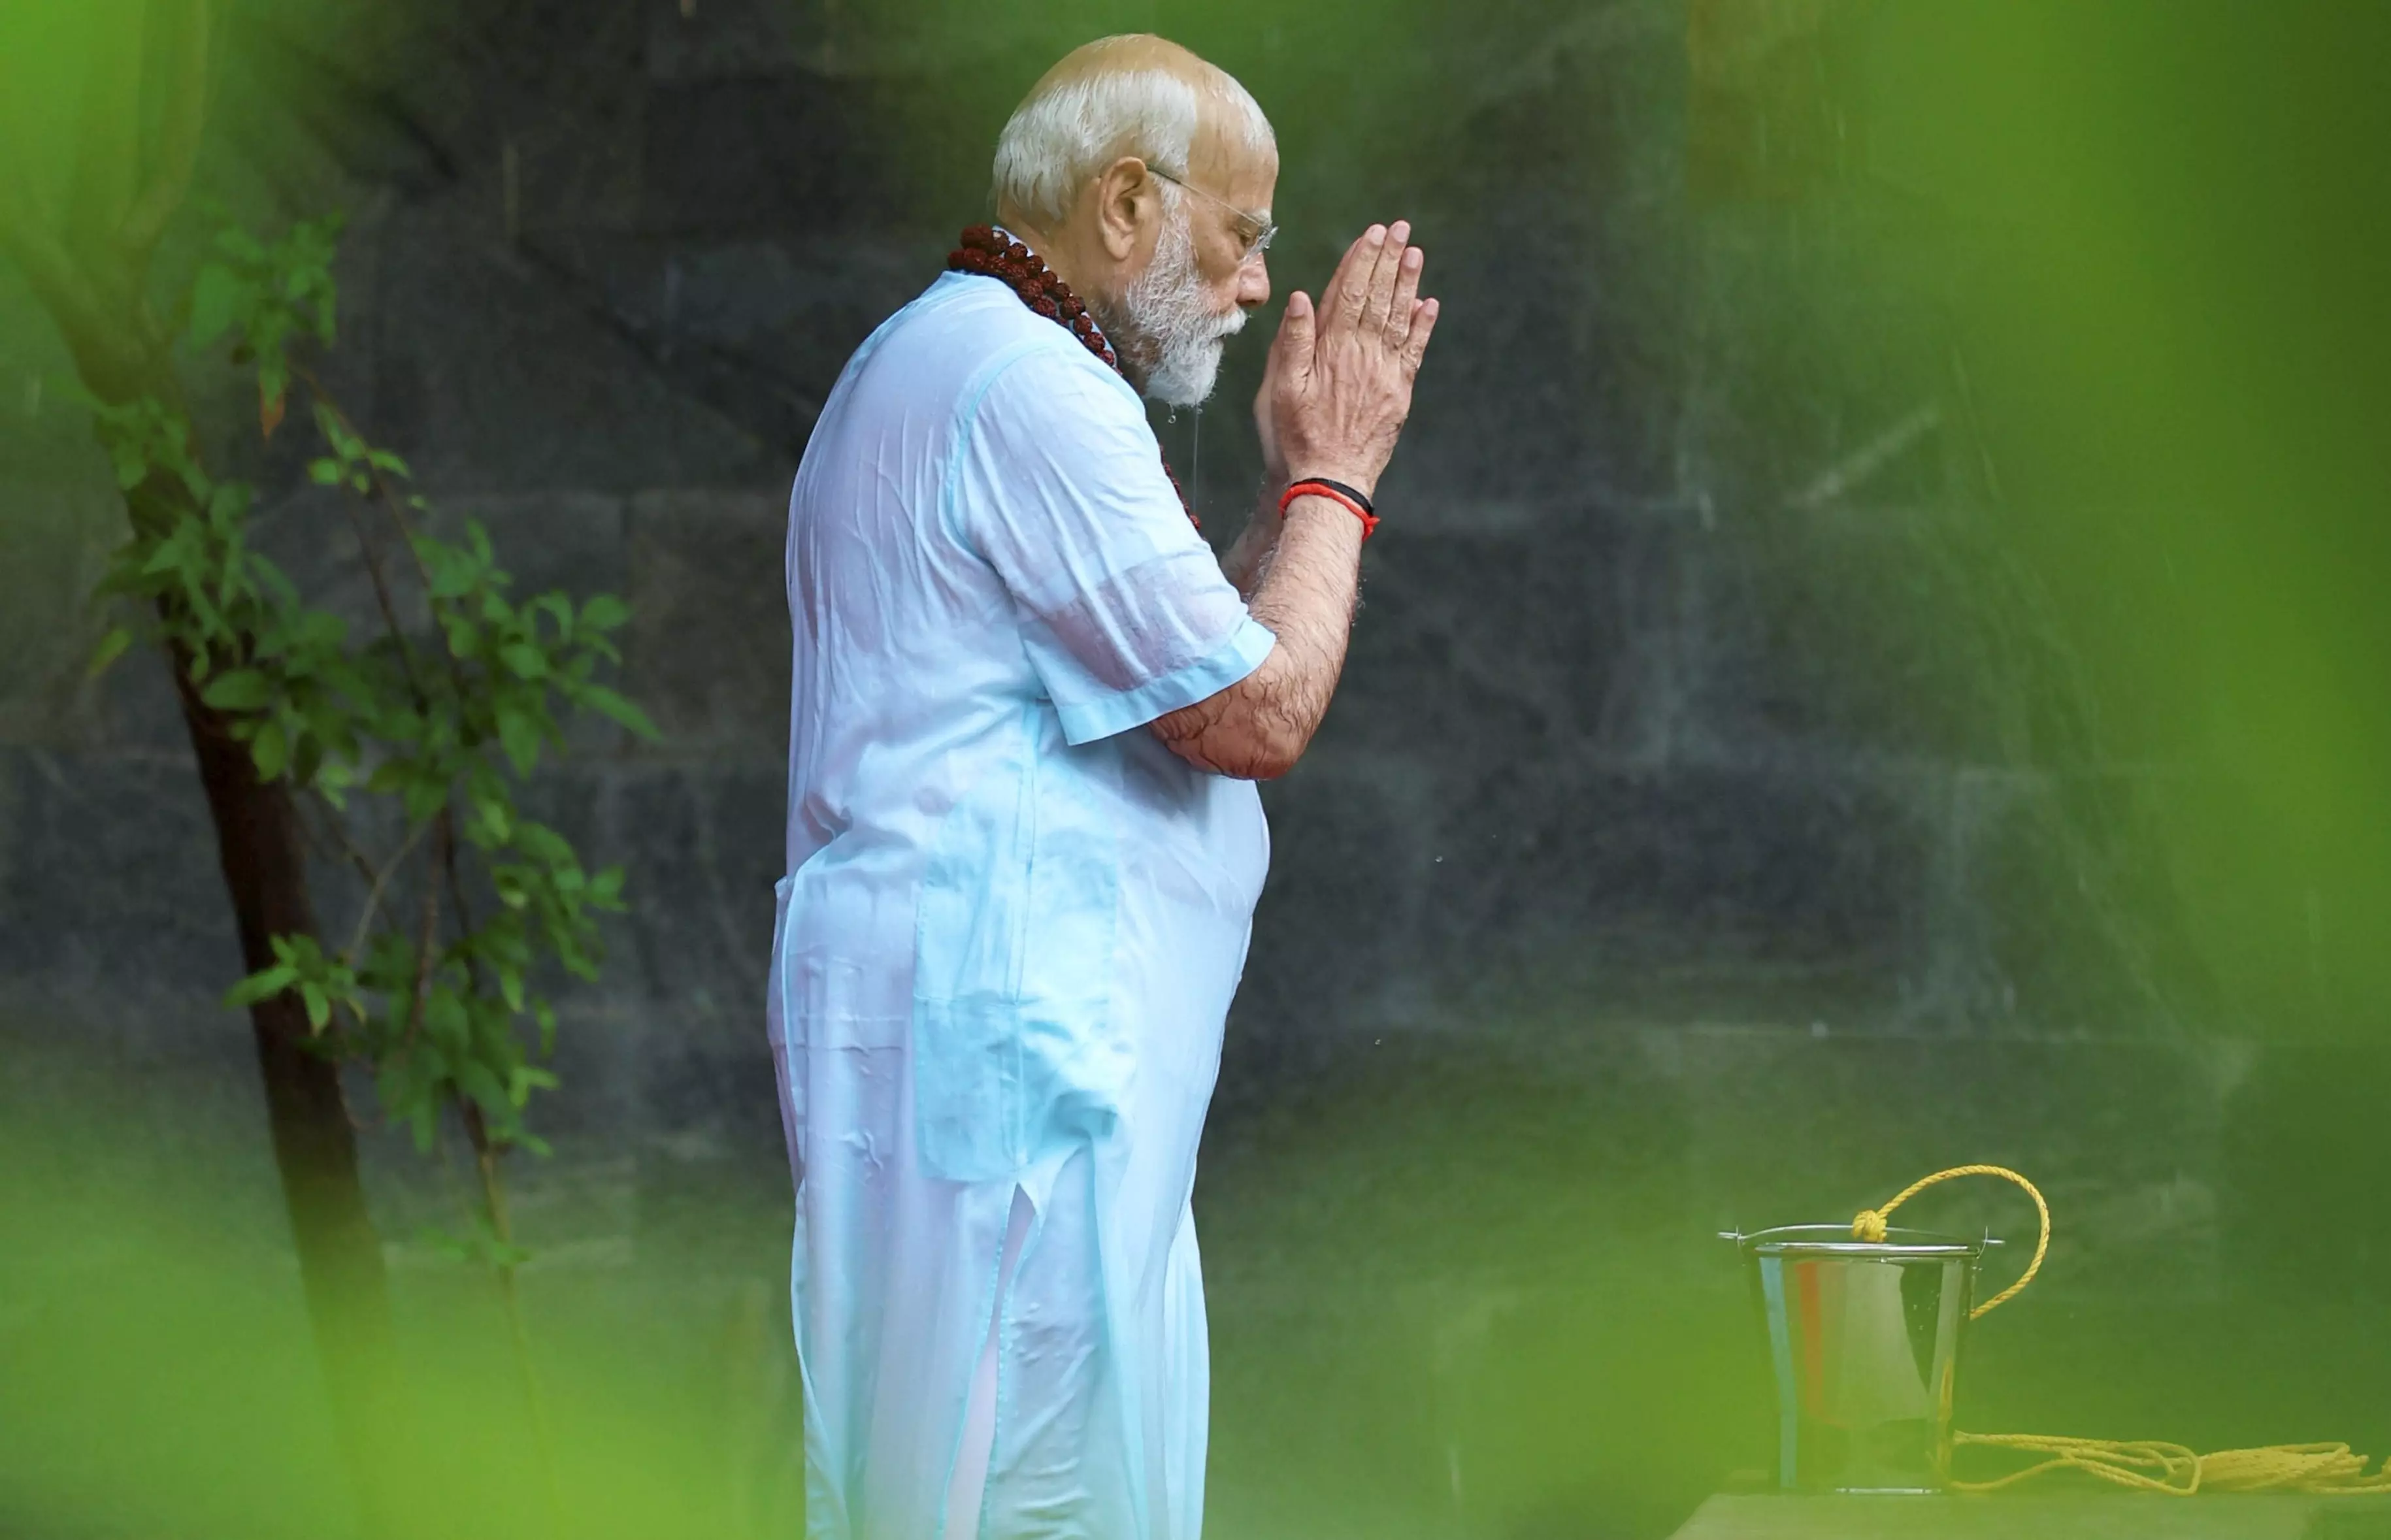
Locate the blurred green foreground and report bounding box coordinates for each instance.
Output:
[10,1025,2391,1540]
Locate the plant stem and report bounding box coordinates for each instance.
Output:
[461,1097,569,1540]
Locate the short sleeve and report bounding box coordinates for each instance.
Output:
[951,343,1276,745]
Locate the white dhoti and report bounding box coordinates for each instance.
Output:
[768,269,1274,1539]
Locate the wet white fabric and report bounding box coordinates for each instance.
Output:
[769,267,1274,1540]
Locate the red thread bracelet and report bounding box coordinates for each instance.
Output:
[1279,479,1379,539]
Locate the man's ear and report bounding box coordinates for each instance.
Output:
[1092,155,1158,261]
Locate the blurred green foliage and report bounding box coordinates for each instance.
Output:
[1862,1,2391,1036]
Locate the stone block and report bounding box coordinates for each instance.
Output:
[1236,755,1442,1043]
[640,70,899,237]
[1685,508,2047,768]
[1966,769,2211,1034]
[612,763,783,1008]
[521,231,941,451]
[636,1016,786,1161]
[1680,200,1962,516]
[672,235,941,380]
[248,485,626,628]
[0,749,241,998]
[644,0,831,81]
[626,489,791,763]
[1328,516,1674,768]
[1205,1019,1699,1283]
[367,209,787,492]
[0,483,124,751]
[1418,759,1941,1024]
[91,646,201,758]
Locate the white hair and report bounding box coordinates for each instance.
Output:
[991,38,1274,225]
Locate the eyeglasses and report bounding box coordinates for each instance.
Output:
[1146,165,1276,265]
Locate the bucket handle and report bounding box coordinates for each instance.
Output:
[1853,1164,2051,1319]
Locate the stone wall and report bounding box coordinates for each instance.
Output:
[0,0,2250,1285]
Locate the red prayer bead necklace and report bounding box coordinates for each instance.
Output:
[946,225,1197,528]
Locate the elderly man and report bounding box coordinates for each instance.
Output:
[768,33,1436,1540]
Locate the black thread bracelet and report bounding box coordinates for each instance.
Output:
[1287,476,1374,516]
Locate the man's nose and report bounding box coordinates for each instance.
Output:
[1236,255,1271,309]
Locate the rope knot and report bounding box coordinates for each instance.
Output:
[1852,1208,1890,1242]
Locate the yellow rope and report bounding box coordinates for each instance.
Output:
[1846,1165,2391,1496]
[1948,1434,2391,1496]
[1849,1163,2049,1319]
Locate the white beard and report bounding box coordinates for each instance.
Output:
[1101,201,1245,407]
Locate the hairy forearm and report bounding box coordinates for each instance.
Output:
[1220,480,1286,600]
[1154,495,1362,778]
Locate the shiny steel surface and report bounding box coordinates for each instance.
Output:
[1727,1225,1987,1494]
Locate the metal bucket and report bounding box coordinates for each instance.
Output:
[1725,1224,1990,1493]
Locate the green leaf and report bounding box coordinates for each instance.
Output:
[300,981,330,1031]
[139,527,186,577]
[424,989,470,1052]
[201,668,272,712]
[457,1059,506,1117]
[415,1224,476,1264]
[224,964,298,1008]
[307,457,342,485]
[578,593,631,632]
[205,482,252,532]
[250,719,289,781]
[497,708,540,775]
[514,823,570,864]
[189,264,248,348]
[421,542,475,601]
[497,642,548,680]
[472,791,512,844]
[577,684,659,740]
[87,626,136,678]
[402,772,448,826]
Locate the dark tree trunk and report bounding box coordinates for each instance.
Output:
[148,483,408,1537]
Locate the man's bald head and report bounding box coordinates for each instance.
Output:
[991,34,1274,228]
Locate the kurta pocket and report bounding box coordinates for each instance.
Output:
[912,725,1124,1182]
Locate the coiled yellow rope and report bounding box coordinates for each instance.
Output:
[1947,1434,2391,1496]
[1849,1165,2391,1496]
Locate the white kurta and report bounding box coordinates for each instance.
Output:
[770,267,1276,1540]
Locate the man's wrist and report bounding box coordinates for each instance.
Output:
[1279,478,1378,540]
[1287,465,1378,500]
